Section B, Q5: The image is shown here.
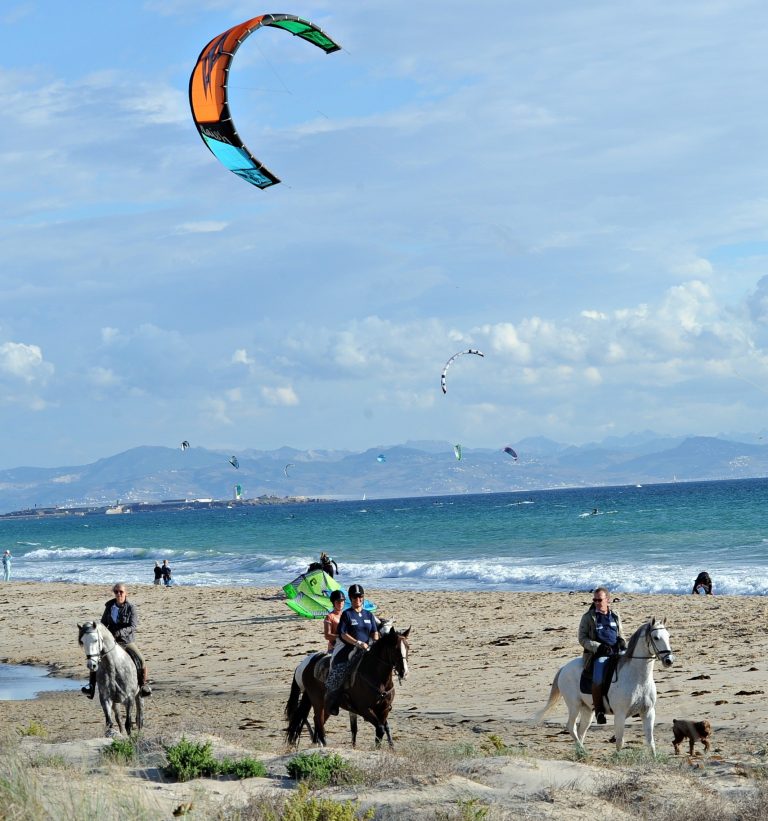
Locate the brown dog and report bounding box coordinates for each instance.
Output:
[672,719,712,755]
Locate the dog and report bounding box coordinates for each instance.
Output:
[672,718,712,755]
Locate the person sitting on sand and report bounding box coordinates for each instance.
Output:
[578,586,626,725]
[692,571,713,595]
[323,589,346,652]
[82,583,152,699]
[324,583,378,716]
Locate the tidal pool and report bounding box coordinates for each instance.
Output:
[0,663,83,701]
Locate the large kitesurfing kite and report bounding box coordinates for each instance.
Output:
[440,349,484,394]
[189,13,341,188]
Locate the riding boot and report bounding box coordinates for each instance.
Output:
[139,666,152,697]
[325,687,340,717]
[592,683,606,724]
[81,671,97,699]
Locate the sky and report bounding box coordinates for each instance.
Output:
[3,0,768,468]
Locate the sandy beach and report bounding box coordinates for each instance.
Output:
[2,582,767,817]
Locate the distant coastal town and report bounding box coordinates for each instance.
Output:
[0,495,329,520]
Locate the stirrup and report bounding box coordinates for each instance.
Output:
[81,686,95,700]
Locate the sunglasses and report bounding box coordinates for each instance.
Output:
[113,589,126,595]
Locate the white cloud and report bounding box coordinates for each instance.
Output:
[0,342,53,383]
[261,386,299,406]
[232,349,254,366]
[174,221,229,235]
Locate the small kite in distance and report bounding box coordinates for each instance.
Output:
[503,446,518,461]
[180,441,190,451]
[453,444,462,461]
[441,349,484,394]
[284,463,295,477]
[229,456,240,469]
[376,454,386,463]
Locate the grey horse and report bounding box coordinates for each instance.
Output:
[78,621,144,737]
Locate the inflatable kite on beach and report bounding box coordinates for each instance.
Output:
[189,13,341,188]
[440,349,484,394]
[283,569,377,619]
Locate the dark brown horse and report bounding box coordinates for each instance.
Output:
[285,626,410,748]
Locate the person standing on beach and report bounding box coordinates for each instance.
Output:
[325,583,378,716]
[153,562,163,586]
[161,560,172,587]
[2,550,10,581]
[323,590,346,652]
[81,583,152,699]
[578,587,626,725]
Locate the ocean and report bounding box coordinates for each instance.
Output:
[2,478,767,595]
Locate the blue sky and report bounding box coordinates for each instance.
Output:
[3,0,768,467]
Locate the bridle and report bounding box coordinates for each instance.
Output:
[81,624,115,669]
[367,632,409,683]
[631,623,674,663]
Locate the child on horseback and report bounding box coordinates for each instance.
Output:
[578,587,626,724]
[81,583,152,699]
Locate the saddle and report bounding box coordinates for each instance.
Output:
[579,654,620,699]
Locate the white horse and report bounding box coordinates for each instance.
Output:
[78,621,144,737]
[536,617,674,754]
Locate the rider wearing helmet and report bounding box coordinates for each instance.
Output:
[324,583,379,716]
[323,589,346,652]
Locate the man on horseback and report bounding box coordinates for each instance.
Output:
[324,583,379,716]
[81,583,152,699]
[578,587,626,724]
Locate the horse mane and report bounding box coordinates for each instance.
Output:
[619,621,649,665]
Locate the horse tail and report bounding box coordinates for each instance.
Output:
[532,668,562,723]
[285,691,312,746]
[285,678,302,722]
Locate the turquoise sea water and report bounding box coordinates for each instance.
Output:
[2,478,767,595]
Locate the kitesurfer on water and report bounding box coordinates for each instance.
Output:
[324,583,379,716]
[578,587,626,724]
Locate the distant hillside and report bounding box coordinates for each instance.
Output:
[0,434,766,513]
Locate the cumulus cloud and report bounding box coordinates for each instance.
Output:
[0,341,53,383]
[232,349,254,366]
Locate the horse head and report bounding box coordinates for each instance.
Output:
[647,617,674,668]
[78,621,103,671]
[379,626,410,682]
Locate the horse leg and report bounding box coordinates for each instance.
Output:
[113,703,124,736]
[576,702,594,746]
[613,710,627,751]
[564,697,584,748]
[135,696,144,732]
[313,706,327,747]
[349,714,358,748]
[383,720,394,748]
[100,697,117,737]
[641,708,656,755]
[374,724,385,748]
[125,698,134,736]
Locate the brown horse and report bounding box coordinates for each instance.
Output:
[285,626,410,748]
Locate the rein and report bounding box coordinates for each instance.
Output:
[625,625,672,662]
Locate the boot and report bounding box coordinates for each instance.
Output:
[81,671,97,699]
[325,688,340,716]
[592,683,606,724]
[139,666,152,697]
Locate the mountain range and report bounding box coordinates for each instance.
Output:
[0,432,767,513]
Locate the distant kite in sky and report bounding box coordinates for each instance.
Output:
[189,13,341,189]
[284,463,295,477]
[503,446,518,461]
[440,349,484,394]
[229,456,240,469]
[180,441,190,451]
[376,454,386,463]
[453,444,462,461]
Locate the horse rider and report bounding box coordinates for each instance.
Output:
[323,589,346,652]
[578,586,626,724]
[81,583,152,699]
[324,583,379,716]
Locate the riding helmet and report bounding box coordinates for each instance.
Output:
[347,583,365,598]
[330,589,345,603]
